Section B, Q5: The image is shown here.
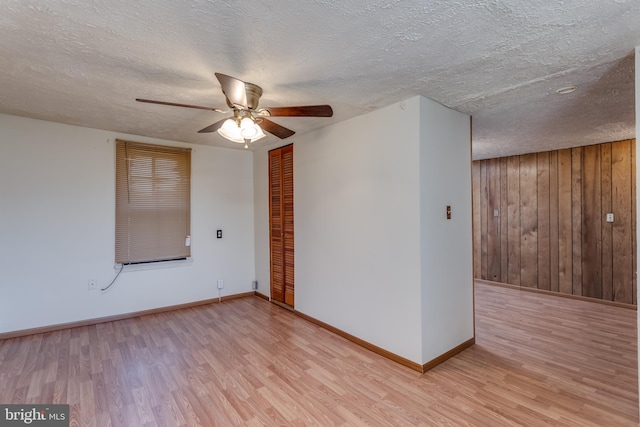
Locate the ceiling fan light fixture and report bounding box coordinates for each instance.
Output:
[240,117,263,140]
[138,73,332,143]
[217,119,242,143]
[217,117,265,144]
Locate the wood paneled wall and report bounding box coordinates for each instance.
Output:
[472,139,637,304]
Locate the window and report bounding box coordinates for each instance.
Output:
[115,139,191,264]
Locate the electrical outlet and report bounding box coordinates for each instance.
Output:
[217,279,224,289]
[88,279,98,291]
[606,213,614,223]
[252,280,258,290]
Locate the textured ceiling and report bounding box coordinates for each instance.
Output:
[0,0,638,159]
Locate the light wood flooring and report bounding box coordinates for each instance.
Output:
[0,282,637,426]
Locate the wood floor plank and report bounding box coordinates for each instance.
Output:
[0,287,637,426]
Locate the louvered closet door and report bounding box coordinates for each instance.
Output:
[281,145,295,306]
[269,145,294,306]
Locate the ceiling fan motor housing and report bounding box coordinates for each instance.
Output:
[225,81,263,110]
[244,82,263,110]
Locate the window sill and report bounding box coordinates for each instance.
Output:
[114,258,193,271]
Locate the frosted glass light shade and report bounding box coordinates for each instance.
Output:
[218,118,265,143]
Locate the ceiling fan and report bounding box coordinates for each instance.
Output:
[136,73,333,147]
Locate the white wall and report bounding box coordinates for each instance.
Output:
[0,114,255,333]
[294,98,424,363]
[253,96,473,364]
[253,148,271,297]
[419,97,474,362]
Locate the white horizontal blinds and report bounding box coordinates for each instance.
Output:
[115,140,191,264]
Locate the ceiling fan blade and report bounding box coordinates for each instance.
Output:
[259,118,296,139]
[197,118,229,133]
[260,105,333,117]
[136,98,224,113]
[215,73,248,109]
